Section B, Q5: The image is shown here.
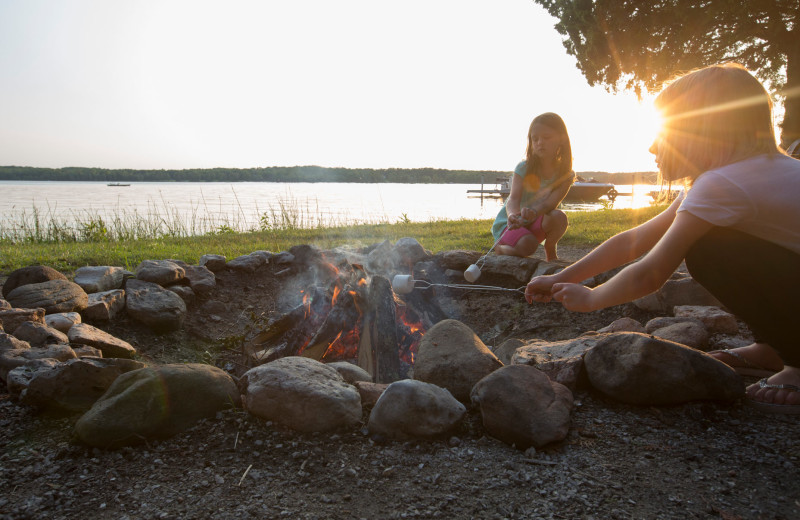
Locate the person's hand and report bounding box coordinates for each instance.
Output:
[507,213,523,229]
[551,282,597,312]
[520,207,537,226]
[525,275,558,303]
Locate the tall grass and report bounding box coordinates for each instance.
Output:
[0,201,666,275]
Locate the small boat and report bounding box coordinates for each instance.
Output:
[563,181,616,202]
[468,176,616,202]
[107,183,131,187]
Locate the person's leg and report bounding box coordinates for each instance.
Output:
[495,224,541,257]
[685,227,800,406]
[540,210,568,261]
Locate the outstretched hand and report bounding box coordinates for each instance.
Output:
[525,275,557,303]
[551,283,596,312]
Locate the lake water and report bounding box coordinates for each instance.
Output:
[0,181,661,236]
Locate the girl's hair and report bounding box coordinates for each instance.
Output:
[654,63,780,182]
[526,112,573,179]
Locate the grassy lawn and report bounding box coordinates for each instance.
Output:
[0,206,665,275]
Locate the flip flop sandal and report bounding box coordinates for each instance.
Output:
[707,349,779,378]
[745,378,800,415]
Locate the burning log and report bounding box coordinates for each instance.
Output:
[300,287,361,361]
[357,276,401,383]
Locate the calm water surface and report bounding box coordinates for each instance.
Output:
[0,181,660,232]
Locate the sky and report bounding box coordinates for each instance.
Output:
[0,0,663,174]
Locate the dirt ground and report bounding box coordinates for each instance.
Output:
[1,246,798,519]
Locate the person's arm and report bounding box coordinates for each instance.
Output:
[550,211,714,311]
[525,195,683,303]
[505,173,525,228]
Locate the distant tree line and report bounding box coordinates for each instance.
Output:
[0,165,657,184]
[0,165,500,184]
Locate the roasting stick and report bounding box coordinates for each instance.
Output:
[464,218,531,283]
[392,275,525,295]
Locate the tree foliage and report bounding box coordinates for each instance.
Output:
[534,0,800,145]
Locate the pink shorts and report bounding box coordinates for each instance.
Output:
[498,215,546,247]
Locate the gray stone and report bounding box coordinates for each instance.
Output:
[673,305,739,335]
[634,276,722,312]
[199,254,227,272]
[0,308,45,334]
[6,359,60,398]
[125,279,186,333]
[11,321,69,347]
[0,299,11,310]
[74,364,239,448]
[166,260,215,298]
[493,338,526,366]
[20,357,146,412]
[6,280,88,314]
[326,361,372,384]
[227,253,266,272]
[393,237,430,266]
[368,380,466,440]
[597,317,646,334]
[68,323,136,359]
[73,266,126,293]
[167,285,195,304]
[84,289,126,321]
[239,357,361,433]
[44,312,82,333]
[471,364,573,449]
[584,332,744,405]
[412,319,503,402]
[0,332,31,352]
[651,321,709,349]
[72,345,103,358]
[0,344,77,381]
[2,266,67,298]
[644,316,701,334]
[511,334,607,391]
[135,260,185,286]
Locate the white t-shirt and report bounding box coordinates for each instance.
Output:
[678,153,800,255]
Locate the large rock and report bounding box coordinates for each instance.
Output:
[11,321,69,347]
[393,238,430,266]
[597,317,646,334]
[1,332,31,352]
[6,280,88,314]
[633,276,722,312]
[135,260,185,286]
[167,260,215,298]
[74,364,239,448]
[650,320,709,349]
[6,359,60,398]
[226,253,267,273]
[493,338,526,366]
[239,357,361,433]
[584,332,744,405]
[68,323,136,359]
[368,379,465,440]
[84,289,126,321]
[44,312,82,333]
[2,266,67,298]
[125,279,186,332]
[412,319,503,402]
[199,254,227,273]
[0,344,77,381]
[511,334,607,391]
[326,361,372,384]
[73,266,127,293]
[20,357,145,412]
[0,308,45,334]
[673,306,739,335]
[471,365,573,449]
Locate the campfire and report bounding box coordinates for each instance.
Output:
[244,252,446,383]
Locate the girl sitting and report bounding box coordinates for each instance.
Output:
[492,112,575,261]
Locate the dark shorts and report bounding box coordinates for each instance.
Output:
[498,215,545,247]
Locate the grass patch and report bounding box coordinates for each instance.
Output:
[0,205,666,275]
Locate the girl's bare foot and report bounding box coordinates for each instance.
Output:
[746,366,800,407]
[709,342,784,375]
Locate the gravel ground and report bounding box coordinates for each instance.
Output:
[1,246,799,519]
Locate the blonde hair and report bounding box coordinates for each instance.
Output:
[654,63,780,183]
